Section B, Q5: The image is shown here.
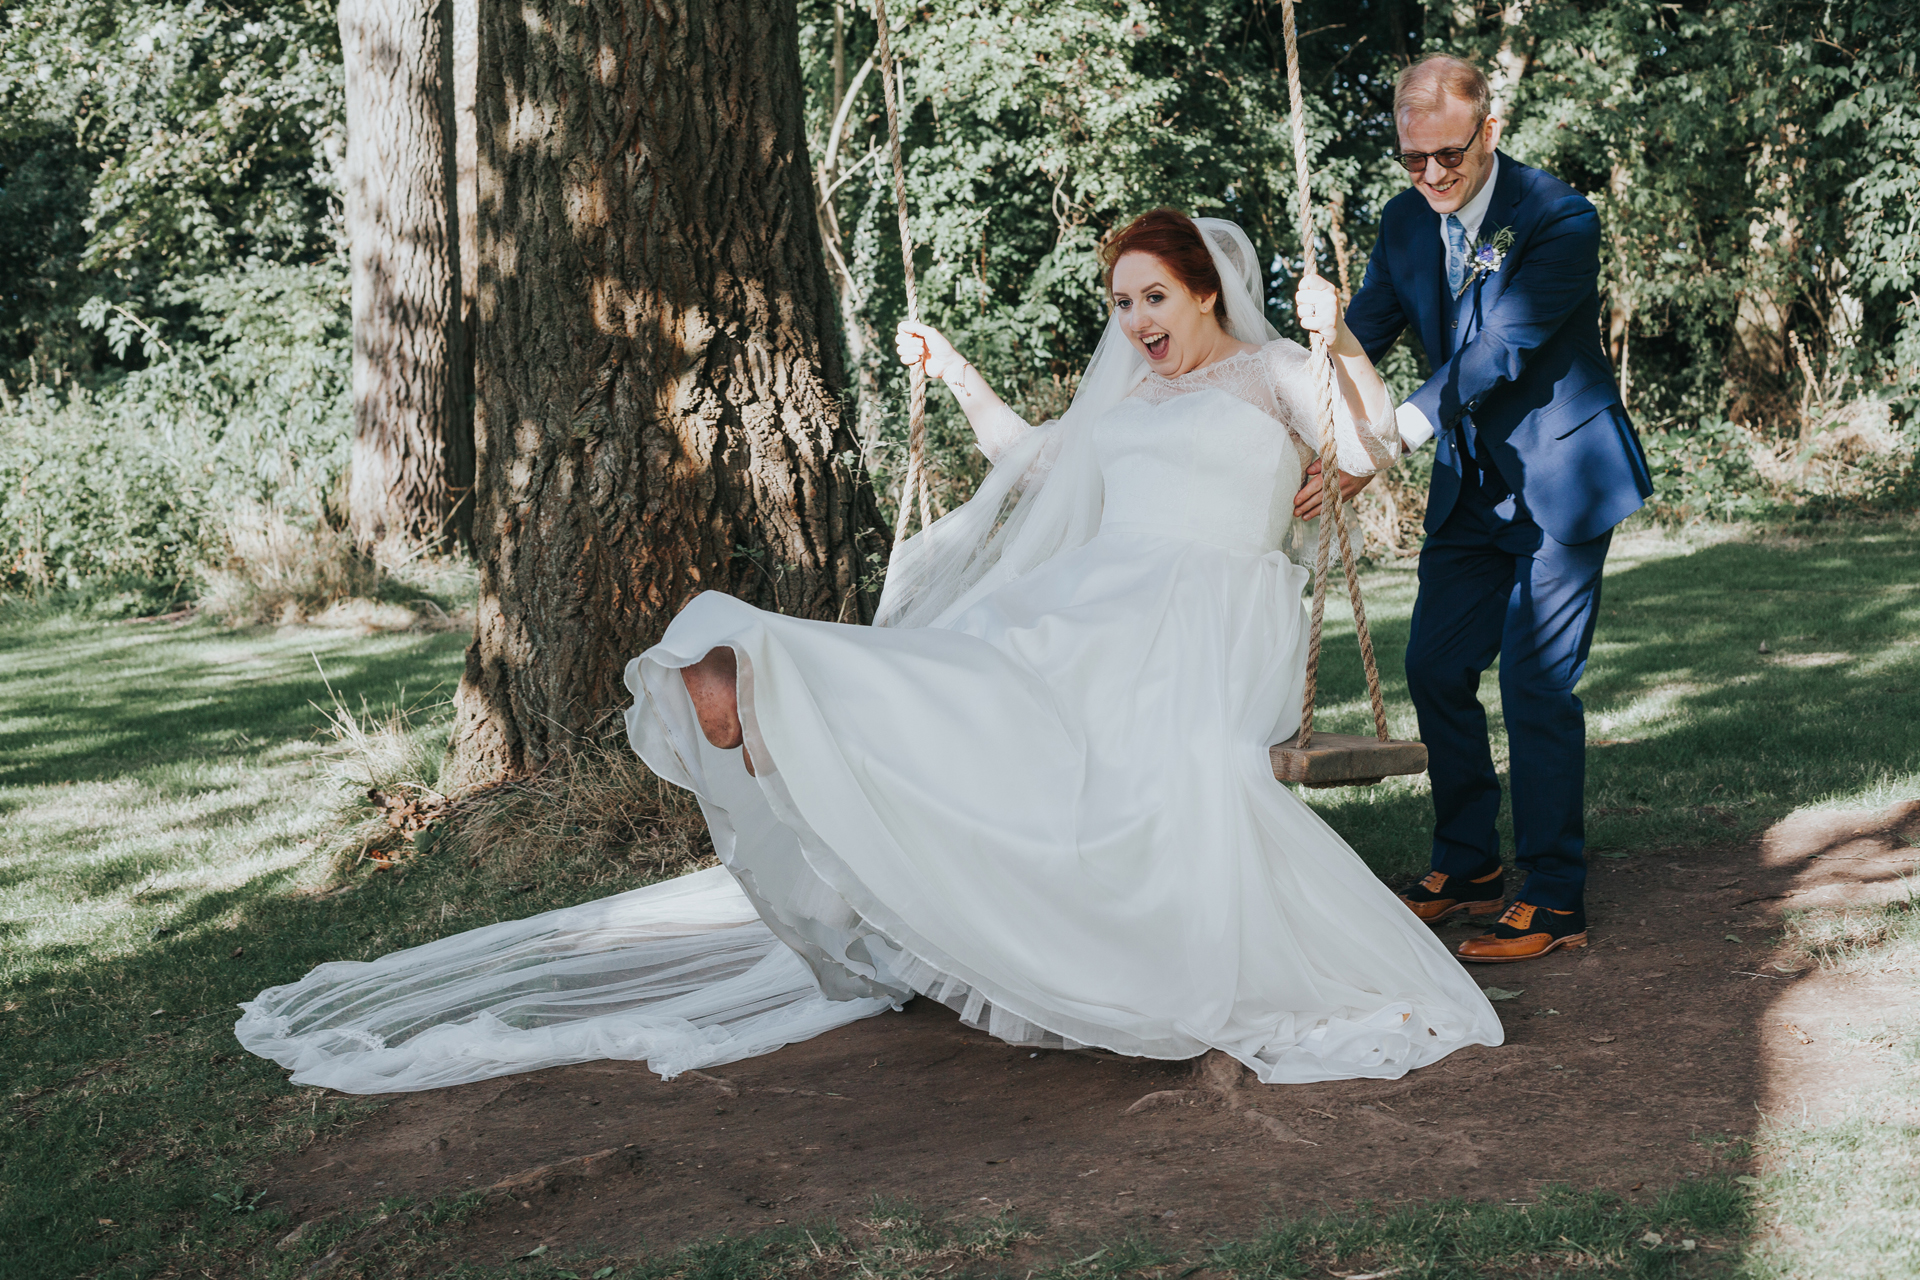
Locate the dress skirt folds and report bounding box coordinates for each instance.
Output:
[626,522,1502,1084]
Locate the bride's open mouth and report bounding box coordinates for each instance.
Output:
[1141,331,1170,361]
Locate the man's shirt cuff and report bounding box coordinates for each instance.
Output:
[1395,401,1436,451]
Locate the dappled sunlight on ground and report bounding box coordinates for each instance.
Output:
[4,521,1919,1276]
[0,614,468,976]
[1306,519,1920,875]
[1738,803,1920,1276]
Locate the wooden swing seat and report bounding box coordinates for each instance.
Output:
[1270,732,1429,789]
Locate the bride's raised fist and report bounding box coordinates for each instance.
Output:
[895,321,964,381]
[1293,273,1343,340]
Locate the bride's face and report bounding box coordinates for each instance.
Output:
[1110,252,1225,376]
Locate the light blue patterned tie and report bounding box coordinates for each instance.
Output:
[1445,214,1469,296]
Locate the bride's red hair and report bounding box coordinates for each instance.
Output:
[1100,209,1224,306]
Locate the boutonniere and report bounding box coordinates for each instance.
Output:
[1455,225,1516,298]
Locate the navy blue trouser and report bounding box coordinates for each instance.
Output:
[1404,477,1611,912]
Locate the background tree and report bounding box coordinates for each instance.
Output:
[446,0,886,783]
[339,0,473,551]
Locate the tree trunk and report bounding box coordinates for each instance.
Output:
[453,0,478,434]
[448,0,887,785]
[340,0,474,550]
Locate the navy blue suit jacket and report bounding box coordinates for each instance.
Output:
[1345,154,1652,546]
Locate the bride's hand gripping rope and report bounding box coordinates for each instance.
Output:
[895,320,965,384]
[894,320,1027,462]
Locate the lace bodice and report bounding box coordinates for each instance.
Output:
[1129,340,1399,477]
[978,339,1398,478]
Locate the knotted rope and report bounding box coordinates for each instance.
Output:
[872,0,932,543]
[1281,0,1389,750]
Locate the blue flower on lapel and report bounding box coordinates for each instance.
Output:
[1454,225,1516,299]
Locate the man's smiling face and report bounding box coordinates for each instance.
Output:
[1398,95,1501,217]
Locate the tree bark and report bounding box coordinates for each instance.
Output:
[448,0,887,785]
[341,0,474,550]
[453,0,478,361]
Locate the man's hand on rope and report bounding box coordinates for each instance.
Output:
[895,322,964,381]
[1293,459,1374,521]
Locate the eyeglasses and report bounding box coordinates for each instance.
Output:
[1390,123,1487,174]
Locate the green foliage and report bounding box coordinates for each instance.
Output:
[4,0,1919,595]
[0,0,347,603]
[806,0,1920,526]
[0,262,349,601]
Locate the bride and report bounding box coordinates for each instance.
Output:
[237,213,1502,1094]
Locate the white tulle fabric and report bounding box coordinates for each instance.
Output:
[235,867,897,1092]
[236,218,1501,1094]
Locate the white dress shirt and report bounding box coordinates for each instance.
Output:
[1394,153,1502,452]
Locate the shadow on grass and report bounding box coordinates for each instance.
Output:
[1307,525,1920,877]
[0,617,469,789]
[6,524,1919,1278]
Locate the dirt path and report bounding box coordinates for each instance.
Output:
[263,804,1920,1267]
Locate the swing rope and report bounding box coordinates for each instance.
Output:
[870,0,1395,757]
[1280,0,1390,751]
[871,0,932,543]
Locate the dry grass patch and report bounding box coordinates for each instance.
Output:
[313,690,713,891]
[197,504,474,631]
[1784,883,1920,968]
[441,741,716,888]
[198,504,379,624]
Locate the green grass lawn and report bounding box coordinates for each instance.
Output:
[3,517,1917,1278]
[1308,519,1920,881]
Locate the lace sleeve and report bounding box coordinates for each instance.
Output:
[1263,340,1399,475]
[976,403,1036,465]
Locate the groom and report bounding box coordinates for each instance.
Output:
[1299,54,1652,963]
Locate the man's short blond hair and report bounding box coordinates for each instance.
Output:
[1394,54,1492,123]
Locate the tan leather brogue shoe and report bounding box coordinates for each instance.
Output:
[1456,901,1588,963]
[1397,865,1506,924]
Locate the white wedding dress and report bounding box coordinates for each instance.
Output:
[236,222,1502,1095]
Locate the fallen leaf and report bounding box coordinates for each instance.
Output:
[1724,934,1742,943]
[515,1243,549,1260]
[230,947,244,959]
[1680,1239,1697,1252]
[1640,1231,1664,1247]
[1483,987,1524,1001]
[1539,1008,1562,1016]
[97,1218,113,1226]
[1589,1033,1617,1044]
[1629,1182,1644,1191]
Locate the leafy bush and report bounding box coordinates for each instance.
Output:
[0,261,350,607]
